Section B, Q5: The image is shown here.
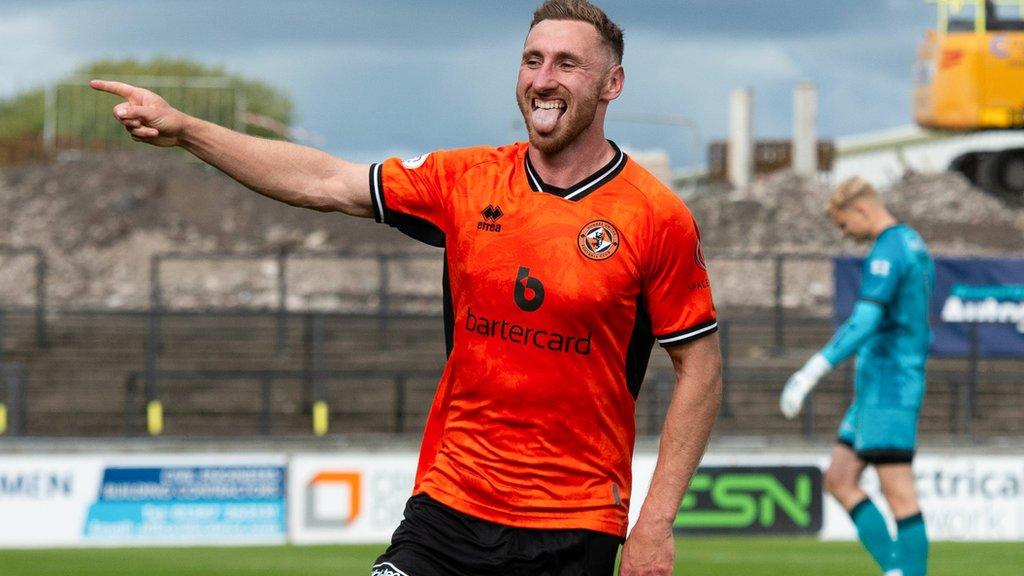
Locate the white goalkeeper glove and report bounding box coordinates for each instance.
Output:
[780,353,832,419]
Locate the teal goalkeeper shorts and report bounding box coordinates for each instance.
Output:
[837,402,919,464]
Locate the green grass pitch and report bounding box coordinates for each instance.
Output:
[1,538,1020,575]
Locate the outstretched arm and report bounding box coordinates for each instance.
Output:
[90,79,373,217]
[619,335,722,576]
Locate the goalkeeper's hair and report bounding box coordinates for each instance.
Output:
[828,176,880,213]
[530,0,624,65]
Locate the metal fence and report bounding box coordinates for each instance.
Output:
[145,249,842,346]
[0,250,1021,440]
[0,362,25,437]
[0,246,48,346]
[0,247,844,351]
[0,306,1018,440]
[44,76,244,154]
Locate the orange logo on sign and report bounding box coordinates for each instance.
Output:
[306,471,361,527]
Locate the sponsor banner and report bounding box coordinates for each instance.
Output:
[288,454,415,544]
[5,451,1020,547]
[289,451,1024,544]
[0,456,97,548]
[634,452,1024,542]
[819,454,1024,542]
[835,257,1024,357]
[0,454,286,548]
[83,465,286,543]
[672,466,823,535]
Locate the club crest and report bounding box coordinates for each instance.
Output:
[577,220,620,261]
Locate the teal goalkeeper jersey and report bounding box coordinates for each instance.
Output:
[825,223,935,408]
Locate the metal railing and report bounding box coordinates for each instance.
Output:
[122,311,1018,441]
[44,76,244,154]
[149,249,440,350]
[146,249,838,347]
[0,307,1018,439]
[0,363,25,436]
[0,246,860,357]
[123,368,441,437]
[0,248,1021,440]
[0,246,48,347]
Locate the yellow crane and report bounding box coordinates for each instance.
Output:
[915,0,1024,201]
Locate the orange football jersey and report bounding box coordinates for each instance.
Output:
[369,141,716,536]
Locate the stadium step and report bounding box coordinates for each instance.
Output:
[2,310,1021,438]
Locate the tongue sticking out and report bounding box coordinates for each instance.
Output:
[532,106,563,133]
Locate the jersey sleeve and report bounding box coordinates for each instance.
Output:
[643,202,718,348]
[820,300,884,366]
[859,234,905,306]
[369,150,475,247]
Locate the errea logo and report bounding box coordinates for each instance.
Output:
[477,204,504,233]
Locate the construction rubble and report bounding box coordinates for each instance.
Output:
[1,152,1021,312]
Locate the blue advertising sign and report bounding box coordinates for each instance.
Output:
[83,466,286,542]
[835,257,1024,358]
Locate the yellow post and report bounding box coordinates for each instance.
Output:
[976,0,988,33]
[0,404,7,436]
[939,0,950,34]
[313,400,329,437]
[147,400,164,436]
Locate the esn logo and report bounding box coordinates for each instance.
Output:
[514,267,545,312]
[674,466,823,535]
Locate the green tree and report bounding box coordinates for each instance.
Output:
[0,57,294,142]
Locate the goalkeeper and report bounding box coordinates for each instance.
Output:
[780,176,933,576]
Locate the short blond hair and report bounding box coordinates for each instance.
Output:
[828,176,879,213]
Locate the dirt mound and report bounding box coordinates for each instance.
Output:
[689,170,1024,256]
[0,151,428,309]
[686,170,1023,312]
[1,152,1021,311]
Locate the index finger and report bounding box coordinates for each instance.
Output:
[89,79,136,99]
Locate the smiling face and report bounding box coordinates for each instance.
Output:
[516,19,623,155]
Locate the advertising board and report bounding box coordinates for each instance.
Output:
[819,454,1024,542]
[3,450,1019,547]
[288,453,415,544]
[672,466,823,535]
[835,257,1024,357]
[0,454,286,548]
[634,452,1024,542]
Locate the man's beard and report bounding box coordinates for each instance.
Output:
[517,88,601,155]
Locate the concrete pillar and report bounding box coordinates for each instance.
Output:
[793,82,818,177]
[728,88,754,189]
[43,85,57,153]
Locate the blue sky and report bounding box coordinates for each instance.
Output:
[1,1,938,167]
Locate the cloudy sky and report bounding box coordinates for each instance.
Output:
[1,0,938,167]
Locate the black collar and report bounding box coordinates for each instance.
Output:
[524,141,627,202]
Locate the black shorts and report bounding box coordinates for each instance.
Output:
[372,493,622,576]
[837,437,915,465]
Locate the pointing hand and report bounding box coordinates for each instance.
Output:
[90,79,189,147]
